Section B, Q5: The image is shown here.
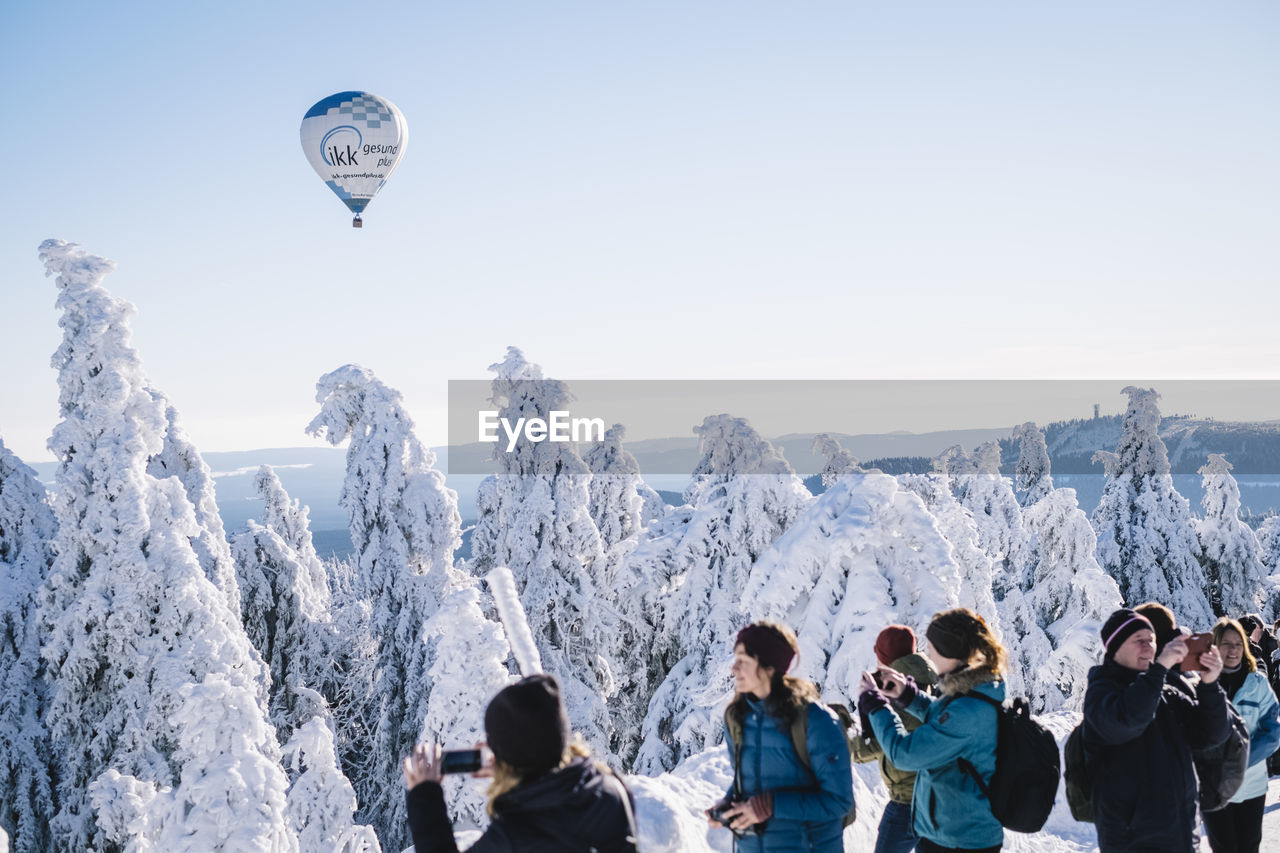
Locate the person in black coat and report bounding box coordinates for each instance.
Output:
[403,674,638,853]
[1083,608,1233,853]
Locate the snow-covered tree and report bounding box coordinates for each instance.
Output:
[282,718,381,853]
[36,239,280,852]
[584,423,653,580]
[1008,487,1123,712]
[813,433,860,488]
[897,471,1000,633]
[145,390,241,618]
[90,675,296,852]
[1091,387,1214,627]
[1013,421,1053,507]
[744,470,961,703]
[418,579,514,830]
[1256,516,1280,621]
[940,442,1032,603]
[0,440,57,852]
[307,363,462,849]
[468,347,617,759]
[231,466,338,738]
[1196,454,1266,617]
[633,414,813,774]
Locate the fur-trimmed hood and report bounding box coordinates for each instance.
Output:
[937,664,1001,697]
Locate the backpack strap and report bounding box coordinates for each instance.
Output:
[725,705,745,800]
[950,691,1001,801]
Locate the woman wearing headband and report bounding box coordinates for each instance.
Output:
[1082,607,1232,853]
[856,608,1008,853]
[707,620,854,852]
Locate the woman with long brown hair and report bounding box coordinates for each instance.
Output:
[856,608,1008,853]
[707,620,854,852]
[1202,617,1280,853]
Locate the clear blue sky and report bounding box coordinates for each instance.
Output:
[3,1,1278,462]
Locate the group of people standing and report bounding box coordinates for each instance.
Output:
[397,605,1280,853]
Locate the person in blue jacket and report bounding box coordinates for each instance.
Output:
[707,620,854,852]
[856,608,1008,853]
[1203,617,1280,853]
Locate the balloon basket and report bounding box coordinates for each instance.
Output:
[352,215,363,229]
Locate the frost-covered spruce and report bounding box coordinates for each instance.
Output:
[0,440,57,852]
[36,240,280,852]
[897,471,1001,635]
[940,442,1032,604]
[1091,387,1214,627]
[468,347,618,759]
[1195,454,1267,617]
[812,433,859,489]
[1256,516,1280,621]
[282,718,381,853]
[90,674,297,852]
[745,469,961,703]
[583,423,665,760]
[1013,421,1053,507]
[1009,487,1122,712]
[231,466,340,739]
[418,579,514,830]
[307,363,462,849]
[145,389,242,619]
[633,414,812,774]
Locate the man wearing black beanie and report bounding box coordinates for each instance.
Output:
[1083,608,1232,853]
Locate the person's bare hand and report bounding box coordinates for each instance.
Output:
[1199,646,1224,683]
[723,799,767,831]
[876,667,908,699]
[1156,635,1188,670]
[471,742,495,779]
[402,743,443,790]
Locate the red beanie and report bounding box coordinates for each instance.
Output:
[875,625,917,667]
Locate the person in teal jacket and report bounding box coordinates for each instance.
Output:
[857,608,1008,853]
[1203,617,1280,853]
[708,621,855,852]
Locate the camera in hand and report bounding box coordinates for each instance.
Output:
[709,800,761,838]
[440,748,484,775]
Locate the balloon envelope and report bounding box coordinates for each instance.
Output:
[300,91,408,220]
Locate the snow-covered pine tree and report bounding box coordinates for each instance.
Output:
[1010,487,1122,712]
[307,363,462,850]
[744,468,961,703]
[0,440,57,852]
[282,718,381,853]
[145,389,242,618]
[1196,454,1266,617]
[897,470,1001,634]
[231,466,339,739]
[1013,421,1053,507]
[418,579,514,830]
[468,347,617,759]
[940,442,1032,603]
[812,433,859,489]
[36,240,282,852]
[90,674,297,852]
[1091,387,1214,627]
[582,423,665,761]
[633,414,812,774]
[1256,516,1280,621]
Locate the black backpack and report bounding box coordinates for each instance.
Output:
[1194,700,1250,813]
[1063,722,1094,822]
[954,692,1061,834]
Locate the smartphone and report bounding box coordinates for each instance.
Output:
[1180,633,1214,671]
[440,749,484,775]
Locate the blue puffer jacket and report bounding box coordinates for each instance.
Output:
[725,696,854,852]
[1227,669,1280,802]
[867,666,1004,851]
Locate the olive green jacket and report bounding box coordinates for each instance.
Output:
[850,652,939,804]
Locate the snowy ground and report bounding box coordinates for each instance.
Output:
[626,711,1280,853]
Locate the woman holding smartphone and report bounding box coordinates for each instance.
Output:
[402,674,637,853]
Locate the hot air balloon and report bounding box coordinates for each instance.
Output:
[300,91,408,227]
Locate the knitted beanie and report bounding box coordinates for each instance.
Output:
[484,674,569,775]
[875,625,917,667]
[1100,608,1155,659]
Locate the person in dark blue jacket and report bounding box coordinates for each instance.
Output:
[708,621,854,852]
[1083,607,1232,853]
[857,608,1008,853]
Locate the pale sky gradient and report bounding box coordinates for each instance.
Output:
[3,2,1278,463]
